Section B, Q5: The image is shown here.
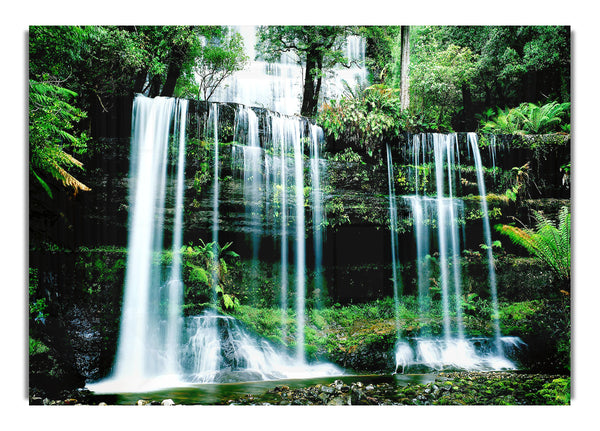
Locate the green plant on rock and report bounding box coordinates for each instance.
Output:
[539,378,570,405]
[519,101,570,134]
[184,240,240,311]
[495,206,570,283]
[317,84,403,154]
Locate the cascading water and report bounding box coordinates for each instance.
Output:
[232,107,335,367]
[468,132,503,356]
[389,133,524,373]
[385,144,402,335]
[310,124,326,308]
[88,95,188,392]
[209,104,220,302]
[212,26,368,115]
[232,106,263,301]
[89,97,341,394]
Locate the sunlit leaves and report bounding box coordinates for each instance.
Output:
[29,79,91,196]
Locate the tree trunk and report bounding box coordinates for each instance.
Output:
[133,70,147,94]
[161,47,188,97]
[148,75,162,98]
[400,26,410,111]
[301,52,320,117]
[160,62,182,97]
[462,84,474,131]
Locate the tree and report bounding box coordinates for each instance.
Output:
[357,26,401,83]
[189,28,248,101]
[408,27,478,130]
[399,26,410,111]
[256,26,351,117]
[30,26,148,114]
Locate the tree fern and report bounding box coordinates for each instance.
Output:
[495,206,570,281]
[29,79,91,196]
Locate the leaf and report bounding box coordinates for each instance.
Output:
[30,167,53,199]
[222,294,235,310]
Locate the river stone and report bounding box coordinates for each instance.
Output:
[321,385,335,394]
[318,393,330,403]
[327,396,348,406]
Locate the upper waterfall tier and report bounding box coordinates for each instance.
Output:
[210,26,367,116]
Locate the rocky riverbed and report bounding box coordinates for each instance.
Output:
[29,371,570,406]
[222,372,570,406]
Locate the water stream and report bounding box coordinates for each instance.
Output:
[389,133,521,372]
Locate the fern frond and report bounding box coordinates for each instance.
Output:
[495,206,571,281]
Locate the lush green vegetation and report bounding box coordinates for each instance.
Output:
[480,101,571,134]
[28,25,570,406]
[496,206,571,284]
[29,25,247,198]
[317,25,570,150]
[256,26,352,117]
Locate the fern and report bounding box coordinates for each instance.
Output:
[29,79,91,196]
[495,206,570,281]
[480,101,570,135]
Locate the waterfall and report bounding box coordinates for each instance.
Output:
[165,98,188,374]
[468,133,502,355]
[385,144,402,336]
[233,106,263,302]
[212,26,367,115]
[292,118,306,364]
[388,133,520,373]
[310,124,326,308]
[231,107,335,366]
[89,94,188,392]
[209,104,220,304]
[181,311,339,383]
[269,113,290,341]
[89,98,341,394]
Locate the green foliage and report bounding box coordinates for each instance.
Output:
[539,378,570,405]
[183,240,240,311]
[498,300,542,334]
[186,28,248,101]
[496,206,570,281]
[407,30,478,127]
[75,252,126,295]
[357,26,401,83]
[318,84,404,152]
[29,337,50,356]
[480,101,570,134]
[29,79,91,196]
[29,268,49,323]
